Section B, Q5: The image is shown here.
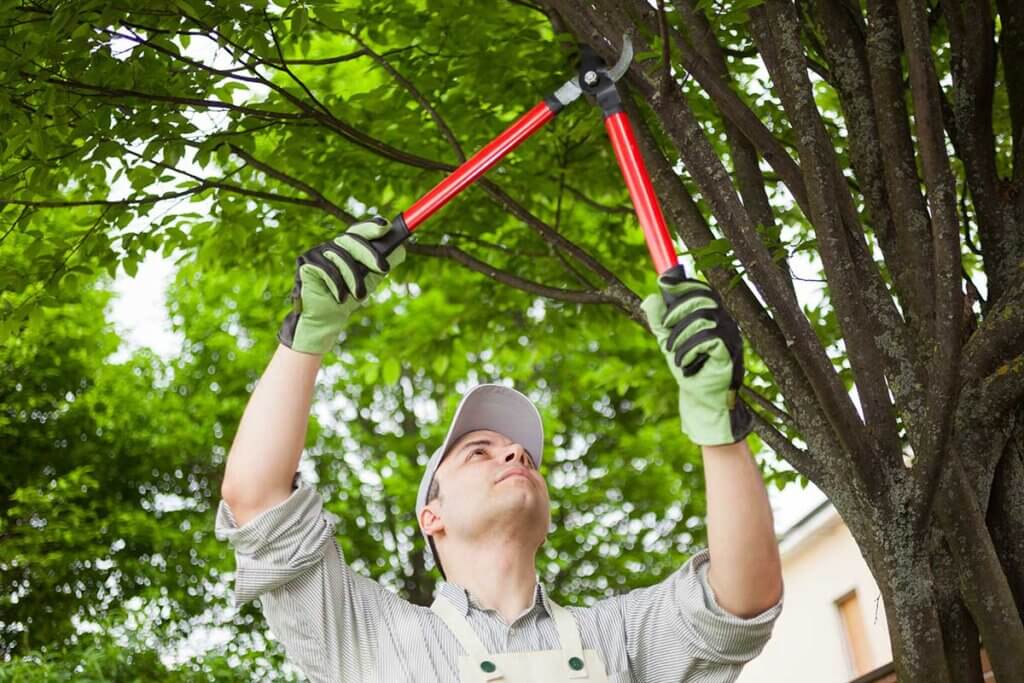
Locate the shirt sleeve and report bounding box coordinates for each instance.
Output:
[615,548,783,681]
[215,477,390,683]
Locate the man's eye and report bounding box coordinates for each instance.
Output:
[469,448,486,459]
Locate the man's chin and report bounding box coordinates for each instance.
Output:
[482,493,549,527]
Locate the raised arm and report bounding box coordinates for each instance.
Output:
[221,345,322,525]
[702,439,782,617]
[220,218,406,526]
[642,267,783,617]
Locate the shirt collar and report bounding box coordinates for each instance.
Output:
[438,579,553,621]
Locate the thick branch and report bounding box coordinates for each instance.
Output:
[864,0,937,329]
[754,2,901,482]
[806,0,924,335]
[618,89,854,488]
[997,0,1024,180]
[960,270,1024,384]
[674,0,796,301]
[896,0,966,532]
[622,0,815,219]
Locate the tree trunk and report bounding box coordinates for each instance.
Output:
[935,463,1024,678]
[987,415,1024,619]
[931,525,984,683]
[870,540,954,683]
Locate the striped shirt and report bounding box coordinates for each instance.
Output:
[215,479,781,682]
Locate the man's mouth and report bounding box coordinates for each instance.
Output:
[497,468,531,484]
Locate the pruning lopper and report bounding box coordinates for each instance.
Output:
[362,36,682,280]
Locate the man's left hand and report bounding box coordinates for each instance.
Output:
[641,266,753,446]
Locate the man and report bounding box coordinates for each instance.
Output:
[217,219,783,682]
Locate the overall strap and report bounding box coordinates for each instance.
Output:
[431,598,504,681]
[547,599,591,679]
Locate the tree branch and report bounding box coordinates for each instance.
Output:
[0,206,32,248]
[960,269,1024,384]
[807,0,924,335]
[627,0,815,219]
[755,2,904,481]
[996,0,1024,181]
[673,0,796,301]
[972,353,1024,436]
[616,87,853,485]
[225,144,357,223]
[264,13,339,121]
[41,75,308,121]
[474,179,645,323]
[896,0,967,533]
[406,242,616,306]
[748,408,820,483]
[595,14,872,465]
[346,30,466,162]
[740,385,797,433]
[562,183,633,215]
[1,186,204,209]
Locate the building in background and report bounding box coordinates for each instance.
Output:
[740,500,892,683]
[740,500,994,683]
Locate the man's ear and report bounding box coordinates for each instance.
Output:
[419,502,444,538]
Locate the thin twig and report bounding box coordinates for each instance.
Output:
[265,13,336,120]
[226,144,356,223]
[407,242,613,305]
[0,206,32,248]
[740,385,797,431]
[347,30,466,162]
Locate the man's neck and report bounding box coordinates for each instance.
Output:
[442,536,539,625]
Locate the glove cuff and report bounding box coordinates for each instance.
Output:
[682,401,754,446]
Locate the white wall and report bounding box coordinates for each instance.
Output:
[739,506,892,683]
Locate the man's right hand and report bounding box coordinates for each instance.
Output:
[278,218,406,355]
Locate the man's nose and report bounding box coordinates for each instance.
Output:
[504,444,529,466]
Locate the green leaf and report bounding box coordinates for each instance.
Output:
[173,0,202,19]
[362,361,379,384]
[382,357,400,384]
[292,6,309,36]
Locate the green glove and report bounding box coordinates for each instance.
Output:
[641,267,752,446]
[278,218,406,354]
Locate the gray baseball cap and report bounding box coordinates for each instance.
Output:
[415,383,544,576]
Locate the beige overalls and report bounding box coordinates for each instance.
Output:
[431,596,610,682]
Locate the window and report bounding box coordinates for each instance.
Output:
[836,589,873,676]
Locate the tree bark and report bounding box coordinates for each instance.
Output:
[987,415,1024,619]
[930,525,984,683]
[870,540,954,683]
[935,463,1024,679]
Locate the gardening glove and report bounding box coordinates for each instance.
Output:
[641,266,753,446]
[278,218,406,355]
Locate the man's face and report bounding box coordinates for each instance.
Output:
[424,429,551,549]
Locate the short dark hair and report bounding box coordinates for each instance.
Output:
[426,476,441,504]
